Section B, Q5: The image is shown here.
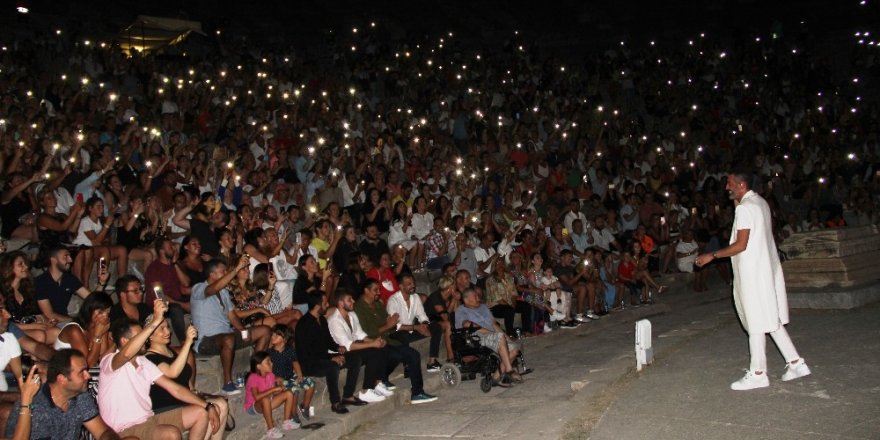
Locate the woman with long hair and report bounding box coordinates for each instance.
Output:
[388,201,419,268]
[144,315,230,432]
[252,263,302,327]
[55,292,115,366]
[0,251,62,344]
[36,188,87,274]
[332,225,359,277]
[362,188,389,232]
[72,196,128,283]
[228,260,278,329]
[116,195,161,271]
[290,255,328,313]
[177,236,206,288]
[366,252,399,304]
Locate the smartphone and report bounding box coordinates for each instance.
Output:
[153,285,166,301]
[608,183,616,189]
[661,216,666,225]
[76,193,84,204]
[99,257,107,270]
[268,264,275,277]
[691,207,697,215]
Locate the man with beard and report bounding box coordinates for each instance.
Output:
[35,245,108,323]
[4,349,125,440]
[295,294,364,414]
[145,237,191,343]
[696,171,810,390]
[98,300,223,440]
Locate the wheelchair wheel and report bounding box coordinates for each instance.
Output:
[480,375,493,393]
[439,363,462,387]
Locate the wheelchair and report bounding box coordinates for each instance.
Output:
[439,328,529,393]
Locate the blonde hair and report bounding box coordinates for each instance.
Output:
[437,275,454,291]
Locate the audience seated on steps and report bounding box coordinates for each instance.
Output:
[355,279,438,404]
[294,293,360,415]
[327,288,391,404]
[98,301,226,440]
[191,255,271,395]
[384,273,446,373]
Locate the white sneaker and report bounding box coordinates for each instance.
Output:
[543,324,553,333]
[265,427,284,439]
[730,370,769,390]
[281,418,300,430]
[781,359,811,381]
[574,314,590,323]
[374,382,395,397]
[359,388,387,402]
[585,310,600,320]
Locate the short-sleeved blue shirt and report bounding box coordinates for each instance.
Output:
[4,384,100,440]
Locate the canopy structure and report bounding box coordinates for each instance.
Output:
[119,15,205,54]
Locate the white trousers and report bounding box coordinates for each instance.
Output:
[748,325,801,372]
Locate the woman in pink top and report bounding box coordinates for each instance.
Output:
[244,351,300,439]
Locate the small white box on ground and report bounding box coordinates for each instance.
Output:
[635,319,654,371]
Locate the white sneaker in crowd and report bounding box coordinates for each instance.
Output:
[359,388,387,402]
[374,382,395,397]
[781,359,811,381]
[730,370,770,391]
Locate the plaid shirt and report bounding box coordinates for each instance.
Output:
[425,229,448,259]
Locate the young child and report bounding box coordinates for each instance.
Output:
[267,325,316,421]
[539,266,572,327]
[245,351,301,439]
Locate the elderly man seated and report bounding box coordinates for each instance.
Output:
[454,288,524,386]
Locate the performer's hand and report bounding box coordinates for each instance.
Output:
[694,253,714,267]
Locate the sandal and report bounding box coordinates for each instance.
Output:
[506,371,524,384]
[492,373,513,388]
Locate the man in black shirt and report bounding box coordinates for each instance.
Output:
[358,223,389,266]
[35,246,107,322]
[109,275,151,324]
[294,295,366,414]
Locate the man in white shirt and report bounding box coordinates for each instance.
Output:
[589,215,621,252]
[563,198,589,233]
[327,289,392,403]
[386,273,444,371]
[473,232,499,288]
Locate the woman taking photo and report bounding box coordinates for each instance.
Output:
[72,196,128,284]
[252,263,302,328]
[291,255,329,313]
[116,196,161,271]
[36,188,86,275]
[144,317,231,432]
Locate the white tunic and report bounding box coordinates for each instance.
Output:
[730,191,789,334]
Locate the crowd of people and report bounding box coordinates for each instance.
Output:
[0,13,878,439]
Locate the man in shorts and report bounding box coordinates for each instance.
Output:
[98,300,224,440]
[191,256,271,394]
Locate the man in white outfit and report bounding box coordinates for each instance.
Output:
[695,172,811,390]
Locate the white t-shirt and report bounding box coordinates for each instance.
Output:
[474,246,496,278]
[74,217,103,246]
[0,333,21,391]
